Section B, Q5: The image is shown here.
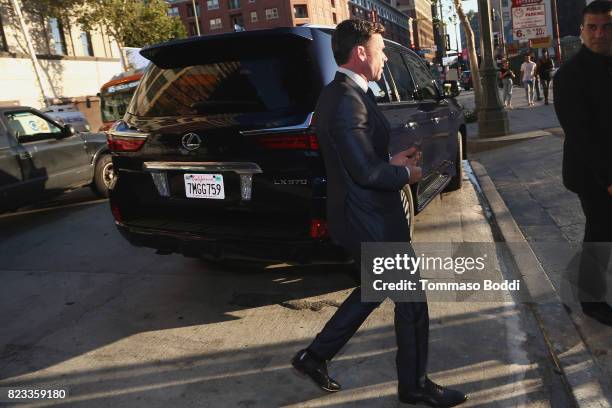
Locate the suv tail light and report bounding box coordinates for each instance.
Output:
[310,218,328,239]
[107,120,149,152]
[110,201,123,223]
[255,131,319,151]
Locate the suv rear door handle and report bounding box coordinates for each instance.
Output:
[431,117,441,125]
[404,122,418,130]
[19,151,32,160]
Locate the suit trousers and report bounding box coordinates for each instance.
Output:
[577,191,612,302]
[307,286,429,392]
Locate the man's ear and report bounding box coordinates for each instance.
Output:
[356,45,367,62]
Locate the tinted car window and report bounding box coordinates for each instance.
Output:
[129,52,316,117]
[402,52,439,100]
[385,49,417,101]
[4,111,62,141]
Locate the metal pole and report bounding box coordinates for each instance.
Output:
[550,0,562,63]
[10,0,53,107]
[477,0,509,137]
[439,0,446,59]
[191,0,201,36]
[497,0,506,58]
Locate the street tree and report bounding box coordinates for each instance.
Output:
[452,0,482,110]
[76,0,186,70]
[430,0,482,110]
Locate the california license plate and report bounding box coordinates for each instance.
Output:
[184,174,225,199]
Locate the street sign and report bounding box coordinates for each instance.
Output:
[511,0,542,6]
[512,5,546,29]
[513,26,547,40]
[529,36,552,48]
[512,3,547,41]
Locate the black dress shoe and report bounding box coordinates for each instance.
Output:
[291,349,341,392]
[581,302,612,326]
[400,378,468,407]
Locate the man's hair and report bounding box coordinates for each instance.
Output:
[582,0,612,23]
[332,19,385,65]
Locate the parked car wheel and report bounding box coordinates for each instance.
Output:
[91,154,114,198]
[400,185,415,240]
[444,132,464,193]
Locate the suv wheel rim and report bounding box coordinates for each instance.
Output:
[102,162,115,188]
[400,188,412,225]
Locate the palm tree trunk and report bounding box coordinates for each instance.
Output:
[452,0,482,111]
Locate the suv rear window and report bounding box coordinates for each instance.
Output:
[129,49,317,118]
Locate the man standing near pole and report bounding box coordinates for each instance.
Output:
[553,0,612,326]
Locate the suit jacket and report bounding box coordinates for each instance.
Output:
[553,46,612,196]
[314,72,410,260]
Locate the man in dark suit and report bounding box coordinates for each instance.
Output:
[554,0,612,326]
[291,20,467,407]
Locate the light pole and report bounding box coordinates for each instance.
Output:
[191,0,201,36]
[477,0,509,138]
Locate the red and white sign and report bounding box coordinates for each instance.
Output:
[512,5,546,29]
[512,0,542,6]
[512,2,547,41]
[513,26,547,40]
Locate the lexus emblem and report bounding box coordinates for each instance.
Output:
[181,133,202,151]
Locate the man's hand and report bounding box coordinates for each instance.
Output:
[390,147,420,166]
[608,185,612,196]
[407,165,422,185]
[391,147,422,184]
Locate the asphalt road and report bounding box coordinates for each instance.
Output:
[0,171,570,407]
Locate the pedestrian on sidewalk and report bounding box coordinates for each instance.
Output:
[536,50,555,105]
[290,19,468,407]
[499,59,515,109]
[533,52,543,101]
[553,0,612,326]
[520,54,537,106]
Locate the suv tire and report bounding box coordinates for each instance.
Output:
[91,154,113,198]
[444,132,463,193]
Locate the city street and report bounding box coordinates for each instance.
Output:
[0,170,571,407]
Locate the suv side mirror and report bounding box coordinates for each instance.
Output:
[63,124,76,137]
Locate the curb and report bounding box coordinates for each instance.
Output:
[470,160,611,408]
[467,130,551,154]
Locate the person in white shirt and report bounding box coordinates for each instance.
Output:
[520,54,537,106]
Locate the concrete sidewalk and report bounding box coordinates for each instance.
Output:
[464,87,612,407]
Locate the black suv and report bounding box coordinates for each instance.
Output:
[108,26,466,263]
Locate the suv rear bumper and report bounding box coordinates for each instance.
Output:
[116,222,349,264]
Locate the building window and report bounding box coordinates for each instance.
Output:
[49,18,67,55]
[168,6,179,17]
[210,18,222,30]
[228,0,240,10]
[80,31,94,56]
[207,0,219,9]
[231,14,244,30]
[186,4,201,17]
[188,22,197,35]
[333,12,337,23]
[250,11,258,21]
[265,8,279,19]
[294,5,308,18]
[331,0,335,8]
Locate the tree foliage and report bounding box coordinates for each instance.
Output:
[75,0,186,49]
[22,0,187,69]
